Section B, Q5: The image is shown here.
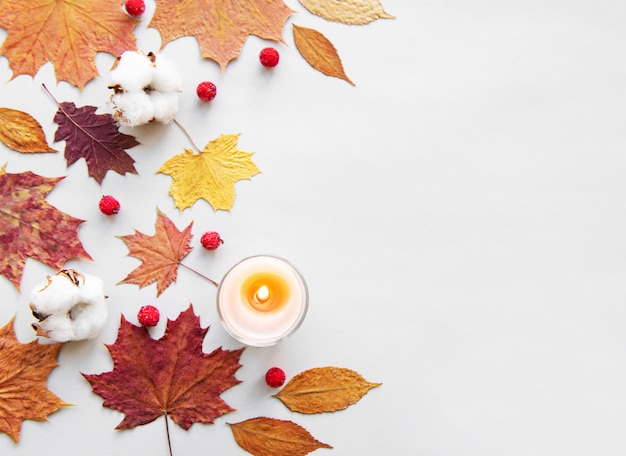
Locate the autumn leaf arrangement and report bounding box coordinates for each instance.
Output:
[0,0,393,454]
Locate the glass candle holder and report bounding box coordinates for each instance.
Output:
[216,255,308,347]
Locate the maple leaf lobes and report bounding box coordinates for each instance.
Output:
[117,209,193,296]
[150,0,293,70]
[158,134,260,211]
[0,0,137,88]
[0,317,68,443]
[83,306,244,430]
[54,101,139,184]
[0,169,91,290]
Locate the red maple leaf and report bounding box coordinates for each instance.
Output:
[53,100,139,184]
[0,168,91,290]
[83,306,244,430]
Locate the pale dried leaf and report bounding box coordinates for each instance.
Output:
[0,108,56,153]
[229,417,332,456]
[275,366,381,413]
[299,0,394,25]
[293,25,354,85]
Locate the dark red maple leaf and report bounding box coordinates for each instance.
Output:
[53,101,139,184]
[0,168,91,290]
[83,306,244,430]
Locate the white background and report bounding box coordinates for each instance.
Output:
[1,0,626,454]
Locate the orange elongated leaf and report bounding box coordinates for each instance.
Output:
[118,209,193,296]
[158,134,260,212]
[0,108,56,153]
[0,0,137,88]
[274,366,381,413]
[229,417,332,456]
[0,168,91,290]
[299,0,395,25]
[0,316,68,443]
[293,25,354,85]
[151,0,293,70]
[83,306,244,430]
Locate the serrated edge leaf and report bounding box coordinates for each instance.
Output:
[274,366,381,413]
[299,0,395,25]
[293,25,354,85]
[0,108,57,153]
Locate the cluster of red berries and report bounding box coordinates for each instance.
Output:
[137,305,160,327]
[125,0,145,17]
[265,367,286,388]
[99,195,120,215]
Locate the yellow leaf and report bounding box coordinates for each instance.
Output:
[158,134,260,211]
[274,366,381,413]
[293,25,354,85]
[0,108,56,153]
[299,0,394,25]
[229,417,332,456]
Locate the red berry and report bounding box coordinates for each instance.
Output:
[265,367,286,388]
[197,81,217,102]
[200,231,223,250]
[137,305,160,327]
[125,0,145,17]
[259,47,280,67]
[99,195,120,215]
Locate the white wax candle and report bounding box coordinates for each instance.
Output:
[216,255,308,346]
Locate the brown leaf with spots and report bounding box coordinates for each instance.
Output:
[0,316,68,443]
[117,209,192,296]
[83,306,244,430]
[274,366,381,413]
[0,167,91,290]
[0,0,137,88]
[229,417,332,456]
[0,108,56,153]
[293,25,354,85]
[150,0,293,70]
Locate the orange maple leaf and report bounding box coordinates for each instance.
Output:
[0,316,68,443]
[0,0,137,88]
[117,209,193,296]
[150,0,293,70]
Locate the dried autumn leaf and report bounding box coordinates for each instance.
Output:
[229,417,332,456]
[53,100,139,185]
[151,0,293,70]
[158,133,260,211]
[299,0,394,25]
[275,366,381,413]
[293,25,354,85]
[0,316,68,443]
[0,168,91,290]
[118,208,193,296]
[0,108,56,153]
[0,0,137,88]
[83,306,244,430]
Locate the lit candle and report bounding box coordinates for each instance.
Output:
[216,255,308,346]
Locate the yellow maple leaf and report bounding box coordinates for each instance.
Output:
[158,134,260,211]
[150,0,293,70]
[0,0,137,88]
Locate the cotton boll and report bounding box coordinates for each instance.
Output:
[108,51,154,92]
[151,55,182,92]
[30,270,108,342]
[151,91,179,124]
[112,91,154,126]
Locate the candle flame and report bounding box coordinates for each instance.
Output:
[255,285,270,303]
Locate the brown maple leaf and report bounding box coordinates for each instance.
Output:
[150,0,293,70]
[117,209,193,296]
[0,167,91,290]
[52,98,139,184]
[83,306,244,430]
[0,316,68,443]
[0,0,137,88]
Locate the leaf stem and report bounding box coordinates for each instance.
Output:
[173,118,202,152]
[164,412,173,456]
[179,262,219,287]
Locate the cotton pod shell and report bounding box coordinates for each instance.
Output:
[274,366,381,413]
